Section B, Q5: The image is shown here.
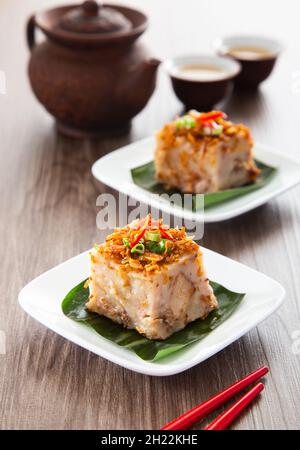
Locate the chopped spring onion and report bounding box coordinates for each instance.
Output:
[202,119,223,136]
[123,238,130,247]
[203,122,223,136]
[176,115,196,130]
[145,230,161,242]
[212,125,223,136]
[145,239,172,255]
[130,242,145,255]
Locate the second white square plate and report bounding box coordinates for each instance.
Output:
[92,137,300,222]
[19,248,285,376]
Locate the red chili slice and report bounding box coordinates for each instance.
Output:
[130,214,151,247]
[197,111,226,122]
[159,227,176,241]
[203,120,214,128]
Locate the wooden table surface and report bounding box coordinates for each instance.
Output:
[1,0,300,430]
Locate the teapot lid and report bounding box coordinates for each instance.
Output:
[58,1,132,34]
[34,2,147,48]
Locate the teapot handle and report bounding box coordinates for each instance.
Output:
[26,15,36,51]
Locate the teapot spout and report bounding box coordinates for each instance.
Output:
[114,56,161,118]
[144,57,161,74]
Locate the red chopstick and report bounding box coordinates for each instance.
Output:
[161,366,268,430]
[205,382,264,430]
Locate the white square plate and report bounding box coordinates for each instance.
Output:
[19,248,285,376]
[92,137,300,223]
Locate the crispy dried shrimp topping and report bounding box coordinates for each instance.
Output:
[95,215,199,272]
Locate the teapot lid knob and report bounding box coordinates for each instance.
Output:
[58,0,131,35]
[82,1,100,16]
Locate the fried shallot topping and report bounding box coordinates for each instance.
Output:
[94,215,199,272]
[156,110,252,150]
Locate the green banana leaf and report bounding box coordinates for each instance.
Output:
[62,279,245,361]
[131,160,277,210]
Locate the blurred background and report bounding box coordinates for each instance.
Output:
[0,0,298,144]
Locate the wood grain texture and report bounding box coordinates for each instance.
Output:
[1,0,300,430]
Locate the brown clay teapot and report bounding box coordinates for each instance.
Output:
[26,1,160,138]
